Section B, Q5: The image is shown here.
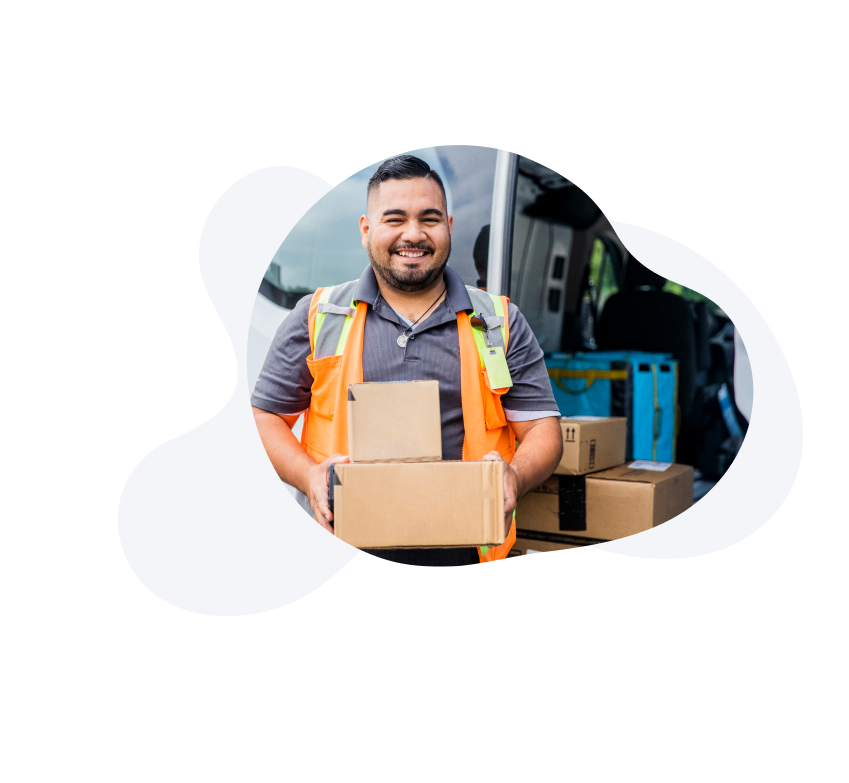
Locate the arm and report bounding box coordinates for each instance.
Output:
[483,416,563,536]
[506,416,564,500]
[250,297,348,533]
[483,304,563,534]
[252,407,349,534]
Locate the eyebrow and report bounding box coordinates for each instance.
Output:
[381,208,444,218]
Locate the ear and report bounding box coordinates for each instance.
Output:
[448,214,453,235]
[359,214,369,249]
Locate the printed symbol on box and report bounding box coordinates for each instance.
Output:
[589,439,596,469]
[565,427,576,442]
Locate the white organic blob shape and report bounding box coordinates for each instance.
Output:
[596,223,802,557]
[118,167,358,616]
[118,166,803,618]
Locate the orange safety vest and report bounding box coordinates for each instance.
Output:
[300,279,517,562]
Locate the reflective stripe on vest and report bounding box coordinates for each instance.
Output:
[465,285,512,390]
[313,280,359,359]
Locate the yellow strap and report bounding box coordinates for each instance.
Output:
[469,293,507,366]
[312,286,333,349]
[334,300,355,355]
[313,285,357,357]
[651,363,659,461]
[673,364,679,462]
[547,367,628,394]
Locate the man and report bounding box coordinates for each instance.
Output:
[252,154,563,566]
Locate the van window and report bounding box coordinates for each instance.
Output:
[259,145,497,307]
[578,236,623,349]
[433,145,497,288]
[589,237,620,313]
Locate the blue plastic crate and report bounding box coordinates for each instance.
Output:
[546,351,679,462]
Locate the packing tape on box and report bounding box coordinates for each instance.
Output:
[558,475,587,531]
[530,476,589,531]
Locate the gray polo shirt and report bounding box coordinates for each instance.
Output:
[251,264,559,567]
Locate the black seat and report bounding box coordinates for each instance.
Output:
[596,259,698,423]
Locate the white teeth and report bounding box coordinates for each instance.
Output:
[398,251,425,257]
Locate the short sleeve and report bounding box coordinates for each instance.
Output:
[501,303,559,413]
[250,294,314,415]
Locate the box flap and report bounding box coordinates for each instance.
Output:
[587,462,694,486]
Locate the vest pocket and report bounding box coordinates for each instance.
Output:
[305,354,343,457]
[480,365,508,431]
[307,353,343,420]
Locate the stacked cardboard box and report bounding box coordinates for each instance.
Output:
[330,381,506,550]
[554,416,628,476]
[513,417,693,554]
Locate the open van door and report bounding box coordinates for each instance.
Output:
[491,153,753,497]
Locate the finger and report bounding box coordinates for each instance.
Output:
[310,500,335,533]
[316,498,333,522]
[312,492,333,523]
[482,451,503,461]
[319,454,349,484]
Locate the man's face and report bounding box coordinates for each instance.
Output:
[359,177,453,293]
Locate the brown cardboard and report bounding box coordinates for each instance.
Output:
[555,416,627,475]
[347,381,442,463]
[516,462,694,543]
[332,460,505,549]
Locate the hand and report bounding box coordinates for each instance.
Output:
[482,451,518,538]
[307,453,350,534]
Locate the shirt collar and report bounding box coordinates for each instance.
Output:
[353,264,475,313]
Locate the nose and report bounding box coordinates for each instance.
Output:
[399,220,428,244]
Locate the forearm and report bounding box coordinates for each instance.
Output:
[252,407,316,494]
[510,417,563,499]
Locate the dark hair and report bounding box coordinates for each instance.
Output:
[367,154,446,206]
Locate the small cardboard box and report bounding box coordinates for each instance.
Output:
[516,461,694,543]
[331,460,505,549]
[555,416,627,475]
[347,381,442,463]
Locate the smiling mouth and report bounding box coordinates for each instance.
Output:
[394,248,430,260]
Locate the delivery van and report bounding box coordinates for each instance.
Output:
[248,145,752,502]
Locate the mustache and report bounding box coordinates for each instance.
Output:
[390,241,434,253]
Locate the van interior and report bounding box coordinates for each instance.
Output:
[504,156,749,499]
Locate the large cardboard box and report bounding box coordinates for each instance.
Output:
[347,381,442,463]
[555,416,627,475]
[516,461,694,543]
[331,460,505,549]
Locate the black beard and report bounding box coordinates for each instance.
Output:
[368,241,452,293]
